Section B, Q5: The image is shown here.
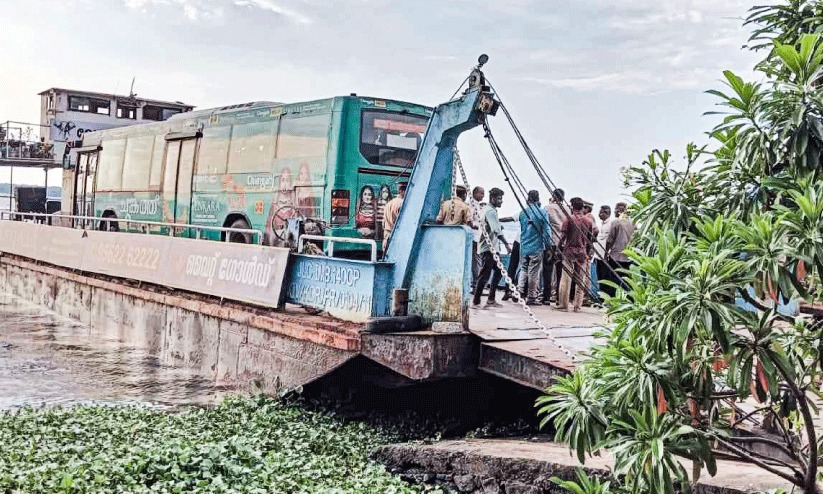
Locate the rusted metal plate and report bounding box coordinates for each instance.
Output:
[547,326,605,338]
[469,304,605,333]
[471,326,605,341]
[470,328,547,341]
[407,226,472,328]
[479,340,575,390]
[477,324,605,389]
[361,331,477,381]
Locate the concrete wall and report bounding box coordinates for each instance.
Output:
[373,439,790,494]
[0,255,357,393]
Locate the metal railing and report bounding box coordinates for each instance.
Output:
[0,211,265,245]
[0,121,54,162]
[298,234,378,262]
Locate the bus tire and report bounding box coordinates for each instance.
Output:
[227,218,252,244]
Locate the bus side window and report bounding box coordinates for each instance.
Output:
[276,114,330,159]
[227,120,277,174]
[97,139,126,191]
[149,134,166,188]
[122,135,154,191]
[197,126,231,175]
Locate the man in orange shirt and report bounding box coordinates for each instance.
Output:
[382,182,407,246]
[436,185,473,227]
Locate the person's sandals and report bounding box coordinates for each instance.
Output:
[485,301,503,308]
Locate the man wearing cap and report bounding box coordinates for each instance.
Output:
[382,182,407,246]
[436,185,473,227]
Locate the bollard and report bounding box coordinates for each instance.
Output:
[392,289,409,317]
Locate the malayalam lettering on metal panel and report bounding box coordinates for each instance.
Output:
[165,237,289,308]
[287,257,374,322]
[0,221,289,310]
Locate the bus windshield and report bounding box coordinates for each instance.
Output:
[360,110,428,167]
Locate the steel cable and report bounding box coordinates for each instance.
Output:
[455,150,579,362]
[484,78,628,287]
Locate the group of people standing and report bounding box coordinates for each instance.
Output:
[465,186,635,312]
[379,180,636,314]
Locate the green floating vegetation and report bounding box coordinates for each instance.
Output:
[0,395,429,493]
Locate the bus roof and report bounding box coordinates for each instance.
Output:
[80,95,432,145]
[168,101,282,120]
[171,95,432,120]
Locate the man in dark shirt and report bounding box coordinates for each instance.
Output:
[606,202,636,291]
[557,197,593,312]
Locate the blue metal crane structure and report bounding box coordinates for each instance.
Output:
[284,58,499,330]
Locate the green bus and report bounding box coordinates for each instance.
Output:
[70,95,435,252]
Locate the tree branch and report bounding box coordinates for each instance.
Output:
[730,405,772,426]
[714,436,803,486]
[711,444,802,476]
[768,408,801,462]
[739,286,773,312]
[770,354,819,491]
[726,434,799,461]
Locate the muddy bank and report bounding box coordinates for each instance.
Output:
[372,438,793,494]
[298,357,547,440]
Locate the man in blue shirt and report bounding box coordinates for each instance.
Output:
[518,190,552,305]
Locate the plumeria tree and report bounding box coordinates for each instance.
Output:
[539,3,823,493]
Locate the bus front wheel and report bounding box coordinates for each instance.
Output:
[227,218,252,244]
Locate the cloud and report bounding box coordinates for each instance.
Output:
[122,0,311,24]
[121,0,223,19]
[506,0,760,94]
[233,0,312,24]
[421,55,457,62]
[519,72,666,95]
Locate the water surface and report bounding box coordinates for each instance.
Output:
[0,293,232,409]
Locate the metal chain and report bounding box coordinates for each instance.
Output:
[451,158,458,199]
[454,149,578,362]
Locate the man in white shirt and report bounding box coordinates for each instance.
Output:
[470,186,486,289]
[473,188,510,308]
[594,205,613,297]
[542,189,567,304]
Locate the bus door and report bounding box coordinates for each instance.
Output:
[162,133,200,235]
[74,152,98,227]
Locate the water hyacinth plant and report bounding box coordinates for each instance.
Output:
[0,396,430,493]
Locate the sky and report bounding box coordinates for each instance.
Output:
[0,0,766,216]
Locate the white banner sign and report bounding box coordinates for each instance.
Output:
[0,222,290,309]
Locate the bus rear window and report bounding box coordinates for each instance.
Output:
[360,110,428,167]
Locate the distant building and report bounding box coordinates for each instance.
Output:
[38,88,194,165]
